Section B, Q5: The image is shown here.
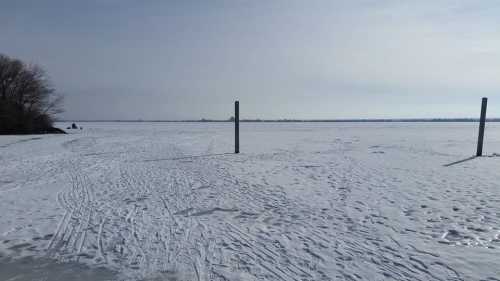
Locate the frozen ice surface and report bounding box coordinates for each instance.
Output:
[1,122,500,280]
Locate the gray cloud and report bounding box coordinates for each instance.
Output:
[1,0,499,119]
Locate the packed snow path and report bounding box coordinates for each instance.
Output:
[1,122,500,280]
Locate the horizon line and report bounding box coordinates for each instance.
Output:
[57,118,500,123]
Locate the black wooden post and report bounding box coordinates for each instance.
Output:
[476,97,488,156]
[235,101,239,154]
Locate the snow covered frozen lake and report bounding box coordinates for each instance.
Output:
[1,122,500,281]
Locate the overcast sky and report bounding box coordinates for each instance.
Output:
[1,0,499,120]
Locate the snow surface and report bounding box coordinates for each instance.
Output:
[1,122,500,280]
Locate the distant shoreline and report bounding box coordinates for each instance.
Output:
[58,118,500,123]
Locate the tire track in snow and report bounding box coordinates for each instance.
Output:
[43,132,464,280]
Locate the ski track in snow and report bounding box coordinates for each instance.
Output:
[1,122,500,280]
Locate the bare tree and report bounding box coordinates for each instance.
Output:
[0,54,64,134]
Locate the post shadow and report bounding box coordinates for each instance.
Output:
[443,156,477,167]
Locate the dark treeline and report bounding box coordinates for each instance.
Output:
[0,54,64,134]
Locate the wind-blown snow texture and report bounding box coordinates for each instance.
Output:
[1,122,500,281]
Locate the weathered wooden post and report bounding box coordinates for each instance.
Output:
[476,97,488,156]
[235,101,239,154]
